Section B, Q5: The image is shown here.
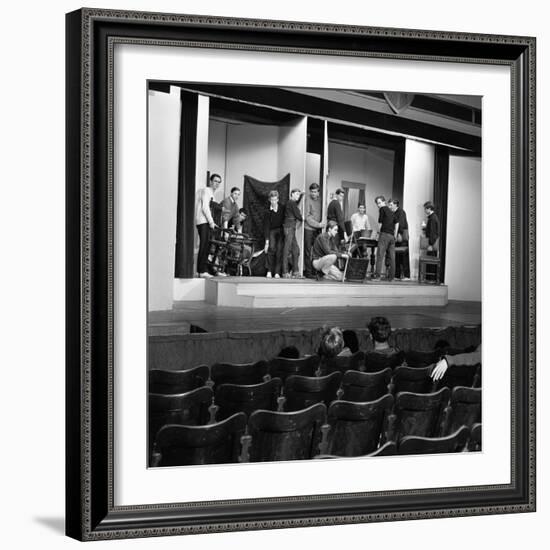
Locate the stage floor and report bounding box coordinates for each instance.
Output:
[149,299,481,336]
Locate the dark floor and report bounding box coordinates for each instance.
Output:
[149,300,481,336]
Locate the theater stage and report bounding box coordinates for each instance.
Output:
[204,276,448,308]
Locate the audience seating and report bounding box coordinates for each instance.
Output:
[320,351,366,375]
[210,360,270,387]
[149,365,210,394]
[389,387,451,440]
[443,386,481,435]
[268,355,320,382]
[339,368,392,402]
[398,425,470,455]
[246,403,326,462]
[363,351,405,372]
[214,378,283,420]
[149,386,214,456]
[321,395,394,457]
[152,412,247,467]
[403,350,440,368]
[282,371,342,411]
[469,422,482,451]
[392,365,436,394]
[434,363,481,390]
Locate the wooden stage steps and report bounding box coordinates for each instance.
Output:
[205,277,448,308]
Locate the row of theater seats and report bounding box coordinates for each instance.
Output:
[149,346,481,394]
[150,392,482,467]
[149,367,481,466]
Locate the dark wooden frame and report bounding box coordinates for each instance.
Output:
[66,8,536,541]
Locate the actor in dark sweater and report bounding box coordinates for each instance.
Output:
[311,221,349,281]
[423,201,440,254]
[326,188,347,242]
[389,198,410,280]
[282,188,304,278]
[373,195,396,281]
[263,190,285,278]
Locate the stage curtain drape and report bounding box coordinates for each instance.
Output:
[243,174,290,242]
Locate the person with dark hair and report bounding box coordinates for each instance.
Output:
[389,198,410,281]
[372,196,396,281]
[263,190,285,278]
[367,316,398,354]
[282,188,304,278]
[277,346,300,359]
[343,329,359,354]
[327,188,348,243]
[195,173,222,278]
[304,183,325,279]
[311,221,349,281]
[423,201,440,255]
[220,186,242,232]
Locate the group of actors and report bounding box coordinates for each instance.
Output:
[195,173,441,282]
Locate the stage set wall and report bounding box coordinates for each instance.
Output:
[327,141,394,228]
[148,88,181,311]
[446,155,482,301]
[403,139,435,280]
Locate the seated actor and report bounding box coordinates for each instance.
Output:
[227,208,252,263]
[282,188,304,278]
[220,187,242,233]
[311,221,349,281]
[263,190,285,278]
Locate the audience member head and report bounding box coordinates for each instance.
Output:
[278,346,300,359]
[326,220,339,237]
[343,329,359,354]
[309,182,320,200]
[367,316,392,349]
[209,173,222,190]
[318,326,345,358]
[434,339,450,351]
[375,195,386,208]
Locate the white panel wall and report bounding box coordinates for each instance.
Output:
[327,141,394,229]
[226,124,280,192]
[148,88,181,311]
[207,120,227,194]
[403,139,435,280]
[445,155,482,301]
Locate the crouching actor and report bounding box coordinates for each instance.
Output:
[311,221,349,281]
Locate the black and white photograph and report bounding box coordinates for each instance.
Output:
[147,82,483,468]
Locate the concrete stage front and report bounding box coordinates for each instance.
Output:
[205,277,448,308]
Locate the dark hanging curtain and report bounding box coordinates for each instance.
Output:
[243,174,290,243]
[433,146,449,283]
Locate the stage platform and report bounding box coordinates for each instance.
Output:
[204,277,448,308]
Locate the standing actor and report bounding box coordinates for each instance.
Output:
[312,221,349,281]
[389,199,410,281]
[220,187,241,232]
[263,190,285,278]
[423,201,440,255]
[327,188,348,243]
[303,183,325,279]
[372,196,396,281]
[282,188,304,278]
[195,173,222,279]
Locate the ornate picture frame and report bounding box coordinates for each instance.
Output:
[65,8,536,541]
